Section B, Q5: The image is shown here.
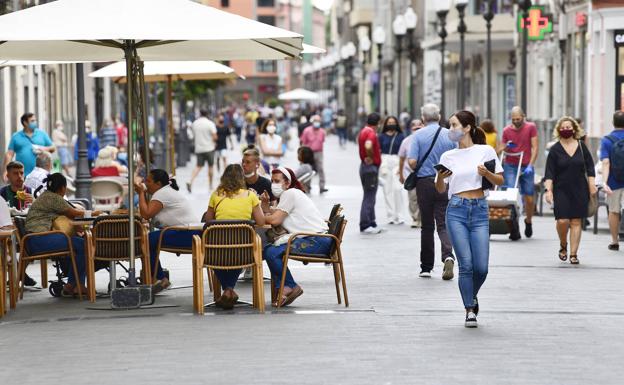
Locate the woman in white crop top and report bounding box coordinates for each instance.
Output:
[434,110,504,328]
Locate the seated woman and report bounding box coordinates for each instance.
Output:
[204,164,265,309]
[294,146,315,193]
[91,146,127,177]
[135,169,199,293]
[263,167,330,307]
[25,173,104,296]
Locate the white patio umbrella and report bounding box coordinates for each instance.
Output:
[0,0,304,298]
[90,61,244,175]
[278,88,321,101]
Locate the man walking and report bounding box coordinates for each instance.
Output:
[500,106,538,239]
[300,115,328,193]
[4,113,55,179]
[601,110,624,251]
[358,113,383,234]
[187,109,218,192]
[408,104,456,279]
[399,119,424,228]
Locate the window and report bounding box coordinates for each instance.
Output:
[473,0,514,15]
[257,0,275,7]
[257,15,275,26]
[221,0,229,7]
[257,60,276,73]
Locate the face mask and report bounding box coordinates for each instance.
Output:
[448,128,465,142]
[271,183,285,198]
[244,171,255,178]
[386,125,399,132]
[266,125,277,134]
[313,122,321,129]
[559,129,574,139]
[28,122,37,130]
[513,121,523,128]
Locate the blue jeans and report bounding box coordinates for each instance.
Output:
[148,229,202,280]
[503,163,534,196]
[26,233,86,285]
[263,236,334,289]
[445,196,490,309]
[337,128,347,146]
[359,163,379,231]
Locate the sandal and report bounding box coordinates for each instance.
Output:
[570,255,579,265]
[61,283,86,298]
[219,291,239,310]
[278,286,304,307]
[558,243,568,261]
[152,279,172,295]
[608,243,619,251]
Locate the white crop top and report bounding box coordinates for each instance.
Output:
[438,144,503,198]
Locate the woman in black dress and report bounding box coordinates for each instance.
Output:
[544,117,597,264]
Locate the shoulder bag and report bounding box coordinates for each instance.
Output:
[403,127,443,191]
[579,141,598,217]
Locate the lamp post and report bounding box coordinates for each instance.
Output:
[436,1,451,118]
[373,26,386,113]
[74,63,91,202]
[519,0,532,112]
[342,42,356,130]
[456,0,469,109]
[404,6,418,118]
[360,34,371,114]
[393,14,407,115]
[483,0,495,119]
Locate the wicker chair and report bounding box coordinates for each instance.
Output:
[327,204,343,223]
[192,220,265,314]
[84,215,151,302]
[13,216,83,300]
[274,215,348,308]
[0,235,12,316]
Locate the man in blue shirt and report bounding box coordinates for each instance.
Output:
[4,113,55,179]
[407,103,456,280]
[600,110,624,251]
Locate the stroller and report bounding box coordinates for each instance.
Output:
[487,152,523,240]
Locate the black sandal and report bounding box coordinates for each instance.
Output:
[559,243,568,261]
[608,243,619,251]
[570,255,579,265]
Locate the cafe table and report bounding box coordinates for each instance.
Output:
[0,228,18,315]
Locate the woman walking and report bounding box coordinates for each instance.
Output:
[435,111,503,328]
[544,117,596,265]
[378,116,405,224]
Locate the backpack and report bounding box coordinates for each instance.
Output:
[607,135,624,183]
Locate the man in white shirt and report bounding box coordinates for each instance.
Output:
[187,110,218,192]
[25,151,52,194]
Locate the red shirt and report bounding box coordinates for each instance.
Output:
[91,166,120,177]
[358,126,381,166]
[502,121,537,166]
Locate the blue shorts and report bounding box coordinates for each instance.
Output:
[58,146,72,166]
[503,163,534,196]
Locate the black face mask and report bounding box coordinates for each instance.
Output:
[385,124,399,132]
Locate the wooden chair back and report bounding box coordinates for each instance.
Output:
[202,220,257,270]
[328,204,343,223]
[90,215,145,262]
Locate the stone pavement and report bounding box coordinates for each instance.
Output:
[2,135,624,385]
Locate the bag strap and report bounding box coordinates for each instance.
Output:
[578,140,589,180]
[413,127,443,176]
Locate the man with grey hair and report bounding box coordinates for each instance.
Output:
[407,103,456,279]
[25,151,52,193]
[300,114,328,193]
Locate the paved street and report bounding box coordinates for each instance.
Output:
[2,135,624,385]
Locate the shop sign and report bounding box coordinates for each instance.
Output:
[517,6,553,41]
[615,30,624,47]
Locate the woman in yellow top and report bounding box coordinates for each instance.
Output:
[204,164,265,309]
[480,119,498,149]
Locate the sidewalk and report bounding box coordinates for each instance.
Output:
[2,134,624,385]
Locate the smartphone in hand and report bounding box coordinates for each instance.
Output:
[434,164,452,174]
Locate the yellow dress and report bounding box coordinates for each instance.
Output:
[485,132,497,149]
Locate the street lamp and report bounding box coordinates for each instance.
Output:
[360,34,371,114]
[342,42,357,132]
[456,0,469,109]
[393,14,407,115]
[373,25,386,113]
[404,6,418,118]
[483,0,495,119]
[518,0,532,112]
[436,0,451,118]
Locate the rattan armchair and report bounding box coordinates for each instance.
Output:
[274,215,348,308]
[192,220,265,314]
[84,215,151,302]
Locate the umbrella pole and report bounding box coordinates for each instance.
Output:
[124,40,137,286]
[138,60,151,178]
[166,75,175,176]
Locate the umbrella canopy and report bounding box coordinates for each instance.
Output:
[89,61,244,83]
[0,0,303,62]
[278,88,321,101]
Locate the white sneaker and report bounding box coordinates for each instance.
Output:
[465,312,478,328]
[419,270,432,278]
[394,219,405,225]
[361,226,382,234]
[411,221,421,228]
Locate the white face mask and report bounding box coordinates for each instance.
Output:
[266,125,277,134]
[271,183,285,198]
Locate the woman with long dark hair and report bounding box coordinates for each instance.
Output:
[259,118,284,168]
[262,167,329,307]
[378,115,406,224]
[136,168,199,293]
[435,111,504,328]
